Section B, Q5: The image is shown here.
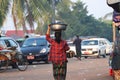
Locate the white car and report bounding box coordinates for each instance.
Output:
[81,38,109,58]
[102,39,113,55]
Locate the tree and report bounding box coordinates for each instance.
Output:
[0,0,10,27]
[0,0,52,34]
[0,0,113,41]
[56,0,112,40]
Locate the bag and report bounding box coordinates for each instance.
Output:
[107,0,120,12]
[66,50,75,58]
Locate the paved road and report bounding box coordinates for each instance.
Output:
[0,56,113,80]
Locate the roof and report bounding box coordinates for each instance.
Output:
[5,30,32,39]
[5,30,24,37]
[0,36,16,42]
[26,37,46,40]
[83,38,107,41]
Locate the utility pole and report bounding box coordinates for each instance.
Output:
[113,21,120,42]
[52,0,55,23]
[112,22,116,42]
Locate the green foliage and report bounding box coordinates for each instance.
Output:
[0,0,10,27]
[56,0,112,41]
[38,0,112,41]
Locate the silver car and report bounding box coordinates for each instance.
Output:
[81,38,107,58]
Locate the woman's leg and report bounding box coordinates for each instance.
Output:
[76,50,81,60]
[52,62,67,80]
[53,63,58,80]
[59,62,67,80]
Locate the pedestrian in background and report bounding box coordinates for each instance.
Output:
[24,35,29,39]
[46,25,70,80]
[73,35,82,60]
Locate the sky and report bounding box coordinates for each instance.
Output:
[80,0,113,19]
[2,0,114,30]
[71,0,113,19]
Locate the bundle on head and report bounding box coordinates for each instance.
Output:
[107,0,120,12]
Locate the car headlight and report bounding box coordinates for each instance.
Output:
[40,48,47,53]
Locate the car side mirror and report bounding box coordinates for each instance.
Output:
[48,44,51,47]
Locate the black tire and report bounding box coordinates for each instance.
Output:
[102,54,106,58]
[97,51,101,58]
[45,60,49,64]
[28,61,33,65]
[84,56,88,59]
[0,54,9,73]
[16,54,28,71]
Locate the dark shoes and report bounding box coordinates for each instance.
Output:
[77,57,81,60]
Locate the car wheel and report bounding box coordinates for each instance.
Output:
[45,60,49,64]
[84,56,88,59]
[74,55,77,57]
[103,54,106,58]
[97,51,101,58]
[102,53,106,58]
[28,61,33,65]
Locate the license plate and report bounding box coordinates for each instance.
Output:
[27,55,35,60]
[84,52,90,54]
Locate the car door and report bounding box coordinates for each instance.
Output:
[104,39,113,54]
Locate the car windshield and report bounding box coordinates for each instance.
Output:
[67,42,74,46]
[82,40,98,45]
[22,38,47,47]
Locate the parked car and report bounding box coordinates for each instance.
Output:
[21,37,50,64]
[0,36,21,53]
[102,39,113,55]
[0,36,22,68]
[81,38,107,58]
[16,38,25,47]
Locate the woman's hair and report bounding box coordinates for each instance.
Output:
[76,35,79,38]
[55,31,61,43]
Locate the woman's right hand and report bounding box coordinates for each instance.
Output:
[46,24,51,35]
[48,24,51,30]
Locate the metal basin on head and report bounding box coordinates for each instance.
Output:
[50,23,67,31]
